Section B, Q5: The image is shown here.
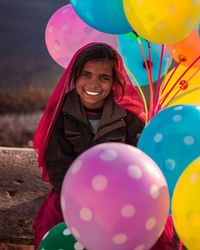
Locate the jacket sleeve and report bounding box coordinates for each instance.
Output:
[125,111,145,147]
[44,112,74,194]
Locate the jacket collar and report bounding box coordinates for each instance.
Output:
[62,89,88,124]
[62,88,127,127]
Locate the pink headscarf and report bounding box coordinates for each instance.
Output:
[34,43,145,181]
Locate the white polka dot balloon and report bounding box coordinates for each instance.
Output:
[61,143,169,250]
[138,104,200,211]
[45,4,118,68]
[38,222,85,250]
[123,0,200,44]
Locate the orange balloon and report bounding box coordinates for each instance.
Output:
[167,28,200,68]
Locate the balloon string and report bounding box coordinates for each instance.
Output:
[125,66,149,124]
[158,56,200,109]
[147,41,153,83]
[137,37,154,120]
[152,44,165,116]
[162,88,182,109]
[178,241,183,250]
[186,66,200,82]
[160,62,181,100]
[163,86,200,108]
[159,59,175,94]
[153,58,172,115]
[161,67,200,108]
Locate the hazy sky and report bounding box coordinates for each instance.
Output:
[0,0,69,60]
[0,1,70,90]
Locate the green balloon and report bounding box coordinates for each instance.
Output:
[39,222,86,250]
[124,31,146,42]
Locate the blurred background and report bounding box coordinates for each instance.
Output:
[0,0,69,147]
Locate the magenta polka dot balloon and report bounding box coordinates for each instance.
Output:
[61,143,169,250]
[45,4,118,68]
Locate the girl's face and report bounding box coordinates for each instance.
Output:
[76,59,114,109]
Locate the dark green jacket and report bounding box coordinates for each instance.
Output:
[45,89,144,193]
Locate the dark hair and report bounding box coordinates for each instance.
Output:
[68,43,125,97]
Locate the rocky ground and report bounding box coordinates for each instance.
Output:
[0,147,50,250]
[0,243,33,250]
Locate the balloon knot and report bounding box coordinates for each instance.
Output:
[178,54,187,62]
[143,60,153,69]
[179,80,188,90]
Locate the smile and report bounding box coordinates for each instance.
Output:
[85,90,100,96]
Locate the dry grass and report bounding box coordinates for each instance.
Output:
[0,57,64,147]
[0,86,51,114]
[0,112,42,147]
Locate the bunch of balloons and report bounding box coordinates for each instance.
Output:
[70,0,200,44]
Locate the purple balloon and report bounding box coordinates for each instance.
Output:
[61,143,169,250]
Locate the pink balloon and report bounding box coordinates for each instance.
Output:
[45,4,118,68]
[61,143,169,250]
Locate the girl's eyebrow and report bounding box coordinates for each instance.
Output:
[81,70,112,77]
[81,70,91,73]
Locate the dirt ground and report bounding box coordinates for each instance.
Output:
[0,243,34,250]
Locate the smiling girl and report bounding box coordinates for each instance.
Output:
[33,43,173,249]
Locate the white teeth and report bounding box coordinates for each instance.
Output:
[85,90,99,96]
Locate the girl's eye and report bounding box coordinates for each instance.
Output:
[101,76,111,81]
[80,73,90,78]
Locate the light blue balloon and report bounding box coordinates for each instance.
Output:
[70,0,132,34]
[118,33,172,86]
[138,105,200,211]
[198,23,200,37]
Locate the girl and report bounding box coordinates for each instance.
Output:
[33,43,174,249]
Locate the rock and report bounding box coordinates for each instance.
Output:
[0,147,50,245]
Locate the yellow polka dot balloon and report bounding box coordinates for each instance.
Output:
[172,157,200,250]
[123,0,200,44]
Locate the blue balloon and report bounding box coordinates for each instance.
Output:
[198,23,200,37]
[70,0,132,34]
[138,105,200,211]
[118,33,172,86]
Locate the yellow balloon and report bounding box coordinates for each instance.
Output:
[160,65,200,108]
[172,157,200,250]
[123,0,200,44]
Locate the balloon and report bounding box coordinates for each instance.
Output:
[38,222,86,250]
[199,23,200,36]
[118,33,171,86]
[167,28,200,68]
[70,0,132,34]
[61,143,169,250]
[123,0,200,44]
[138,105,200,211]
[172,157,200,250]
[45,4,118,68]
[160,65,200,108]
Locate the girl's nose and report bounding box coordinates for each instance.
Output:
[88,77,100,88]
